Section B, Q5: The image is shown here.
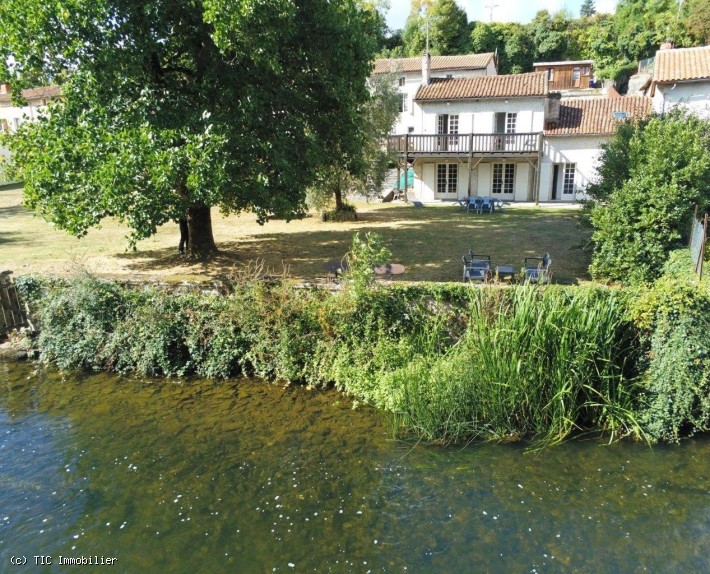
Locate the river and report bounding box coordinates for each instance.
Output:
[1,361,709,572]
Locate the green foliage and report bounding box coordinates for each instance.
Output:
[402,0,471,56]
[381,286,641,445]
[343,232,392,293]
[0,0,379,255]
[685,0,710,44]
[307,72,399,211]
[580,0,596,18]
[20,273,710,445]
[588,111,710,284]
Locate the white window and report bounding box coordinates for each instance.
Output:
[505,112,516,134]
[547,68,554,81]
[0,119,8,133]
[398,93,408,113]
[582,66,590,76]
[12,118,20,130]
[492,163,516,195]
[563,163,576,195]
[398,77,406,87]
[437,164,458,194]
[573,67,580,81]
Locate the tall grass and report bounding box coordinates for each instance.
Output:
[382,287,643,445]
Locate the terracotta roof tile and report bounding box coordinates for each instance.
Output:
[653,45,710,83]
[373,53,495,75]
[0,85,61,105]
[414,72,547,101]
[544,96,652,136]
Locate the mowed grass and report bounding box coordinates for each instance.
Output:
[0,185,592,283]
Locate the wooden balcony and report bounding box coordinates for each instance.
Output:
[388,133,542,158]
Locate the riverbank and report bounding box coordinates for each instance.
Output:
[11,259,710,445]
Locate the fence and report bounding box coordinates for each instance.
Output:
[0,270,29,336]
[690,210,708,280]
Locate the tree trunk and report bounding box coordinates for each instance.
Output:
[187,202,218,258]
[333,180,344,211]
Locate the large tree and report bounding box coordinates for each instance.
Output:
[0,0,379,257]
[402,0,471,56]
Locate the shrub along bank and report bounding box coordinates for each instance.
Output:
[14,264,710,445]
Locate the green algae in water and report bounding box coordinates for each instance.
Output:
[1,361,710,573]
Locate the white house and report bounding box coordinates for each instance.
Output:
[541,96,653,202]
[0,83,61,181]
[388,66,549,202]
[372,53,497,134]
[646,44,710,118]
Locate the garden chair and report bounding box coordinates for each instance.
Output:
[462,253,491,283]
[467,197,484,214]
[523,252,552,284]
[480,197,494,214]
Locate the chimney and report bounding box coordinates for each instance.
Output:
[659,39,674,50]
[0,83,11,95]
[544,92,561,124]
[422,53,431,86]
[601,78,615,96]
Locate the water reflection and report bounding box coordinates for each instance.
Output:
[1,362,709,572]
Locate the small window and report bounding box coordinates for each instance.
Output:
[446,74,453,79]
[398,93,408,113]
[0,119,8,133]
[547,68,554,82]
[582,66,590,76]
[398,77,406,87]
[408,127,414,133]
[572,67,580,81]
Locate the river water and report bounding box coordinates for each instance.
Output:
[1,361,709,573]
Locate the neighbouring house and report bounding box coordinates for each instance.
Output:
[372,53,497,134]
[644,44,710,118]
[541,96,653,202]
[388,65,549,203]
[0,83,61,182]
[533,60,594,91]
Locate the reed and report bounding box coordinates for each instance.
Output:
[384,287,642,445]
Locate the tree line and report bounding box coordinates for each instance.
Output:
[380,0,710,81]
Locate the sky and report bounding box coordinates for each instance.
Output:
[385,0,620,30]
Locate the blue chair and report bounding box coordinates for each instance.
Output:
[480,197,494,214]
[524,253,552,284]
[467,197,484,214]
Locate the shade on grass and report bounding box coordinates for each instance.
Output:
[0,187,590,283]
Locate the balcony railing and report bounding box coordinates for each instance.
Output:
[388,133,542,155]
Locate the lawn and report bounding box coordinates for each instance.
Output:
[0,186,592,284]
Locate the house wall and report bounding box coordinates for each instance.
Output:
[391,65,495,134]
[0,99,47,183]
[414,159,533,202]
[415,97,546,135]
[653,81,710,119]
[540,135,607,202]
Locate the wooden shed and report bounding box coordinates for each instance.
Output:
[533,60,594,90]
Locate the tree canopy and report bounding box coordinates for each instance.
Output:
[0,0,381,256]
[383,0,705,80]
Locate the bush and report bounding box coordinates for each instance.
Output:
[628,272,710,442]
[587,111,710,284]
